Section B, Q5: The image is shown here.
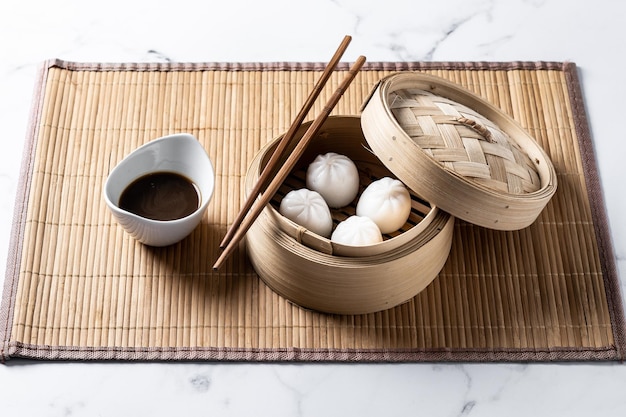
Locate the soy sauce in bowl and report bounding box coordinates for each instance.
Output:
[119,172,200,221]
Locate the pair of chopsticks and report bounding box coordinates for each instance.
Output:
[213,35,366,270]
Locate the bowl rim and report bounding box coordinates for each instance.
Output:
[103,132,215,225]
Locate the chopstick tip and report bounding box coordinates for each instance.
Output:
[212,258,223,271]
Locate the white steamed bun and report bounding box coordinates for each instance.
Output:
[306,152,359,208]
[331,215,383,246]
[356,177,411,234]
[279,188,333,238]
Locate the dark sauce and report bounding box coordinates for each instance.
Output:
[119,172,200,221]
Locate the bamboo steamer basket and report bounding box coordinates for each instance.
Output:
[245,116,455,315]
[361,72,557,230]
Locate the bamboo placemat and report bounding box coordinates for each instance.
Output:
[1,60,624,362]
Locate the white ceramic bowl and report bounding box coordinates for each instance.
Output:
[103,133,215,246]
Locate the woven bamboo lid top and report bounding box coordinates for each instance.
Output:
[389,88,541,195]
[360,72,557,230]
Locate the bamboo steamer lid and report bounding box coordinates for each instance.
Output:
[245,116,455,315]
[361,72,557,230]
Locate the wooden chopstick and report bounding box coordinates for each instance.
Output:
[213,55,367,270]
[219,35,353,249]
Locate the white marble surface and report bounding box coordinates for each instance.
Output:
[1,0,626,415]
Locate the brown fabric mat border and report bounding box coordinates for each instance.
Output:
[2,342,621,363]
[1,59,624,363]
[562,65,626,360]
[1,63,51,363]
[43,58,568,72]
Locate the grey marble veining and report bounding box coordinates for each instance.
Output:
[1,0,626,415]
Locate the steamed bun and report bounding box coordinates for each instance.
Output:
[331,215,383,246]
[356,177,411,234]
[306,152,359,208]
[279,188,333,238]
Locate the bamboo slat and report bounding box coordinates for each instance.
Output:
[0,60,624,362]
